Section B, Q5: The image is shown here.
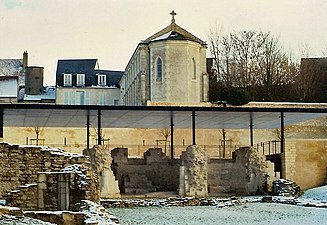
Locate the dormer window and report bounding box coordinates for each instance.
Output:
[98,74,106,86]
[63,73,72,86]
[76,74,85,86]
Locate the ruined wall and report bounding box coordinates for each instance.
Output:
[83,145,120,198]
[179,145,208,197]
[283,139,327,190]
[208,147,271,195]
[111,148,180,194]
[0,143,99,210]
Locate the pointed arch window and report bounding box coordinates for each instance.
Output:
[157,57,163,81]
[192,58,196,80]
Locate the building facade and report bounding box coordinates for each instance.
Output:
[119,12,209,106]
[55,59,123,105]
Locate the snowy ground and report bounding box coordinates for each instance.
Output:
[109,185,327,225]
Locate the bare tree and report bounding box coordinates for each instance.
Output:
[208,30,299,102]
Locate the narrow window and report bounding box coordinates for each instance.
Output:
[113,99,119,106]
[63,74,72,86]
[192,58,196,80]
[157,58,162,81]
[98,93,106,105]
[76,74,85,86]
[98,74,106,86]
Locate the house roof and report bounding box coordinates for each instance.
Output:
[56,59,97,76]
[0,59,23,76]
[94,70,124,87]
[142,19,206,45]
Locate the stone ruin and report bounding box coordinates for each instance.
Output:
[108,145,272,197]
[0,142,99,211]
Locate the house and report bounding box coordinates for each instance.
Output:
[55,59,123,105]
[0,76,18,103]
[0,51,27,102]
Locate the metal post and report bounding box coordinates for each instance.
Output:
[87,110,90,149]
[249,112,254,147]
[192,111,196,145]
[97,109,102,145]
[280,112,285,154]
[170,111,174,159]
[0,108,3,139]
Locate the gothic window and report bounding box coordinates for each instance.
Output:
[63,74,72,86]
[156,57,163,81]
[76,74,85,86]
[192,58,196,80]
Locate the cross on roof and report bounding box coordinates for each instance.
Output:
[170,10,176,23]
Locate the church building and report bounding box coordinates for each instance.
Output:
[119,11,209,106]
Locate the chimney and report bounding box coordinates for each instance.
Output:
[23,51,28,68]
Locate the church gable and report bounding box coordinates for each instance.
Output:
[142,11,206,46]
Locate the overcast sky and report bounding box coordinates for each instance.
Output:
[0,0,326,85]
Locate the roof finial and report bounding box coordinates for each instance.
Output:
[170,10,176,24]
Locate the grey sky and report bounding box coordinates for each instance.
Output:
[0,0,326,85]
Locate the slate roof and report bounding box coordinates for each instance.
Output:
[56,59,97,87]
[0,59,23,76]
[56,59,123,87]
[94,70,123,87]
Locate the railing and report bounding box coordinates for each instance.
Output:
[255,140,281,156]
[39,143,240,159]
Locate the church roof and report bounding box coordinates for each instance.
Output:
[142,11,206,45]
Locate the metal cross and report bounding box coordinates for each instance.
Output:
[170,10,176,23]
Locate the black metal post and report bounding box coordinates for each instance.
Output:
[0,108,3,139]
[170,111,174,159]
[97,109,102,145]
[280,112,285,154]
[249,112,254,147]
[87,110,90,149]
[192,111,196,145]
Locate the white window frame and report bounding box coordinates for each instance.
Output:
[63,74,72,86]
[98,93,106,105]
[98,74,106,86]
[76,73,85,86]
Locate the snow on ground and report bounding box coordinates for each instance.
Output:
[299,185,327,202]
[0,214,55,225]
[108,186,327,225]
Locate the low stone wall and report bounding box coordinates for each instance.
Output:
[111,148,180,194]
[0,143,99,211]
